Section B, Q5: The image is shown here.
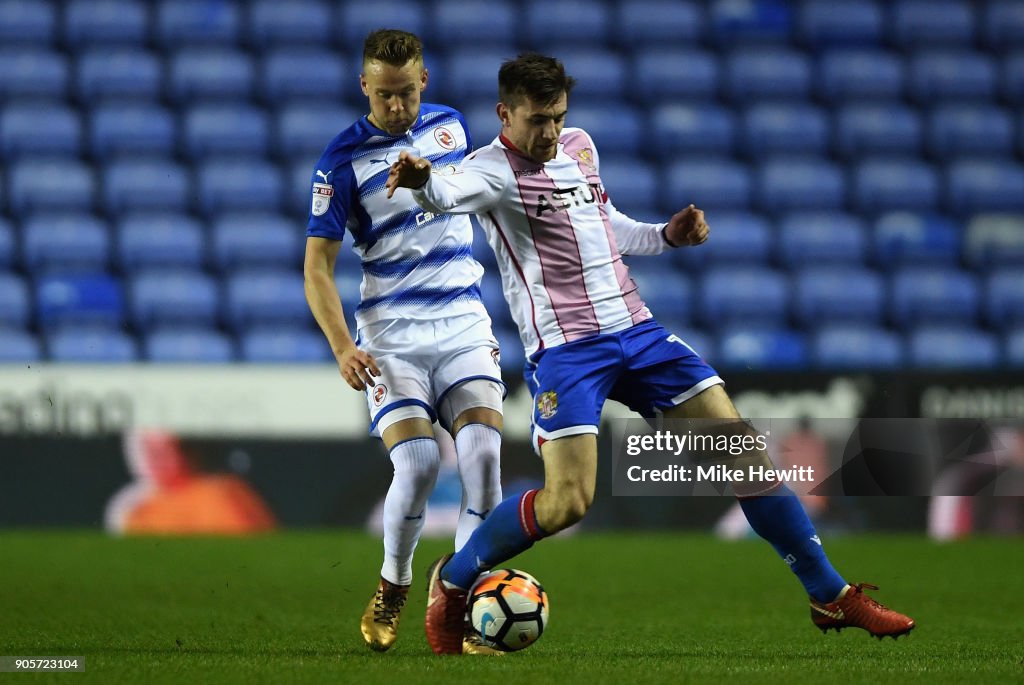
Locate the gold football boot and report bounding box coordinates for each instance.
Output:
[360,577,409,652]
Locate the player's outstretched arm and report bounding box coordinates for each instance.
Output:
[385,150,432,198]
[664,204,710,247]
[303,236,380,390]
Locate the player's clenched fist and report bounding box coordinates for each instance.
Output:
[337,346,381,391]
[664,204,709,247]
[386,150,433,198]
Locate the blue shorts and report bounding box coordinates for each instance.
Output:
[524,319,723,452]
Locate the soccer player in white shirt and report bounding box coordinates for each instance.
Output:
[303,30,504,655]
[387,53,915,654]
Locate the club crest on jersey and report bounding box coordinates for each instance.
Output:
[372,384,388,407]
[574,147,596,172]
[434,126,457,150]
[311,182,333,216]
[536,391,558,419]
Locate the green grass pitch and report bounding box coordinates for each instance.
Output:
[3,530,1022,684]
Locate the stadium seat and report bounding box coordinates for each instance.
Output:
[155,0,241,47]
[211,212,302,270]
[986,269,1024,330]
[493,325,526,376]
[984,1,1024,50]
[566,103,642,157]
[288,157,319,215]
[812,325,904,369]
[616,1,703,46]
[927,105,1014,160]
[102,159,191,215]
[461,104,503,149]
[117,213,206,271]
[756,158,845,212]
[168,48,255,103]
[225,269,310,331]
[666,158,752,211]
[261,49,349,104]
[338,1,426,45]
[946,160,1024,214]
[626,265,692,324]
[432,0,518,47]
[557,50,627,102]
[633,49,719,102]
[478,270,513,329]
[247,0,332,48]
[275,103,360,158]
[673,211,773,267]
[90,103,176,159]
[964,214,1024,267]
[0,0,56,44]
[817,49,904,102]
[129,270,220,329]
[183,103,270,159]
[525,0,611,45]
[798,0,884,47]
[35,273,124,329]
[650,104,737,158]
[741,103,829,157]
[46,326,138,362]
[443,49,515,105]
[698,267,790,326]
[872,212,961,267]
[834,103,922,158]
[0,219,14,269]
[143,327,235,363]
[599,158,657,221]
[196,158,284,217]
[794,266,885,325]
[0,272,31,326]
[890,267,980,325]
[908,51,997,103]
[0,49,68,99]
[709,0,793,44]
[717,327,808,370]
[0,328,41,362]
[908,327,999,369]
[63,0,148,47]
[8,158,95,216]
[76,48,162,102]
[853,158,940,212]
[0,103,81,158]
[890,0,975,48]
[22,213,110,273]
[1003,52,1024,104]
[1007,328,1024,366]
[776,212,868,266]
[726,48,812,101]
[240,327,331,363]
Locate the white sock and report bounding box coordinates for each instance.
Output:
[380,438,440,586]
[454,424,502,551]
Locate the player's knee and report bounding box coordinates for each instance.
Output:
[540,482,592,532]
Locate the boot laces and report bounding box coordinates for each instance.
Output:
[374,587,407,626]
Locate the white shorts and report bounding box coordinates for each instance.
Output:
[359,313,507,436]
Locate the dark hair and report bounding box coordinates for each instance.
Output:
[498,53,576,108]
[362,29,423,67]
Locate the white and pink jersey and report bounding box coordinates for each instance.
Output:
[411,127,669,357]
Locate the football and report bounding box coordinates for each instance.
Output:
[467,568,549,652]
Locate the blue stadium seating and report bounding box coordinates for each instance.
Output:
[117,213,205,271]
[8,158,95,216]
[633,49,719,102]
[478,272,513,330]
[76,48,162,102]
[599,158,657,221]
[22,213,110,273]
[155,0,241,47]
[338,1,426,45]
[90,103,176,159]
[63,0,148,47]
[557,50,628,102]
[699,267,790,326]
[276,103,360,157]
[667,158,751,211]
[168,48,254,103]
[567,103,643,157]
[964,215,1024,267]
[891,0,975,48]
[493,325,526,376]
[0,219,14,269]
[756,158,845,211]
[709,0,793,44]
[985,1,1024,50]
[102,159,191,215]
[798,0,883,47]
[777,212,868,266]
[946,160,1024,214]
[927,104,1015,160]
[626,264,692,324]
[726,48,812,101]
[0,103,81,158]
[873,212,961,266]
[908,327,1000,369]
[1007,329,1024,367]
[261,49,349,104]
[247,0,332,48]
[225,269,310,331]
[616,1,704,46]
[461,103,502,150]
[0,272,30,326]
[444,49,513,105]
[816,49,904,102]
[1003,52,1024,104]
[717,327,808,370]
[211,212,302,269]
[674,211,773,267]
[853,158,940,212]
[433,0,518,47]
[143,327,235,363]
[0,49,68,99]
[196,158,284,216]
[812,325,904,369]
[794,266,884,325]
[47,326,138,362]
[240,327,331,363]
[0,328,41,362]
[891,267,980,324]
[35,273,124,329]
[0,0,56,44]
[525,0,611,45]
[909,51,997,102]
[742,103,829,157]
[183,103,270,159]
[985,269,1024,330]
[288,157,318,215]
[650,104,737,158]
[129,270,219,329]
[834,103,922,157]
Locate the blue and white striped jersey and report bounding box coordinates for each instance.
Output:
[306,103,487,331]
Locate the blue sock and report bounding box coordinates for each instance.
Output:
[739,485,847,603]
[442,489,547,589]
